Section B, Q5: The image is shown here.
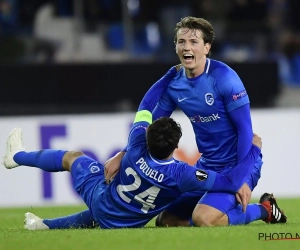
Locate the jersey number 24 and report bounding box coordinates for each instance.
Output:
[117,167,161,213]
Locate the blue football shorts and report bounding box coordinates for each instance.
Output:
[71,155,152,229]
[70,155,107,224]
[164,154,263,218]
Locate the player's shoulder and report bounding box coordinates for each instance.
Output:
[172,64,185,79]
[209,59,236,74]
[175,64,183,72]
[129,123,147,139]
[169,161,193,175]
[209,59,239,80]
[127,123,148,148]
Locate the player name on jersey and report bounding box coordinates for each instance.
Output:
[136,157,164,182]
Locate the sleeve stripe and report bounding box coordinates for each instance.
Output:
[134,110,152,124]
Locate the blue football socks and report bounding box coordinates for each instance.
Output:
[227,204,268,225]
[14,150,66,172]
[43,209,96,229]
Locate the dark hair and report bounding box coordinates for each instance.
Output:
[174,16,216,57]
[146,117,182,160]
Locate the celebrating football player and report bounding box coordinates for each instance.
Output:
[3,66,266,230]
[106,16,287,227]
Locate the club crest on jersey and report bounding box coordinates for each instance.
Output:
[90,165,100,173]
[195,170,208,181]
[205,93,214,106]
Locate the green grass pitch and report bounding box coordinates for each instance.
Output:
[1,198,300,250]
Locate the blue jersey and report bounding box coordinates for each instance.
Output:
[95,122,216,228]
[92,119,260,228]
[86,65,260,229]
[157,59,250,168]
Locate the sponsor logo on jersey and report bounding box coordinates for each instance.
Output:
[189,113,220,123]
[205,93,214,106]
[232,90,247,101]
[195,170,208,181]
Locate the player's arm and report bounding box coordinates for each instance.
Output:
[104,67,177,183]
[218,70,255,206]
[152,96,174,120]
[127,66,178,145]
[226,105,254,210]
[180,135,261,193]
[104,151,126,183]
[212,134,261,192]
[152,65,182,120]
[137,66,177,112]
[215,133,261,212]
[152,91,176,121]
[229,104,253,163]
[217,69,253,163]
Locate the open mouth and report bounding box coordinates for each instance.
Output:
[183,53,194,62]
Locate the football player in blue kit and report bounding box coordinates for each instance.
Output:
[152,16,287,227]
[105,16,287,227]
[3,66,264,230]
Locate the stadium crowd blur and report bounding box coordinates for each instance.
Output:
[1,0,300,109]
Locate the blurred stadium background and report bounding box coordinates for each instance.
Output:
[0,0,299,115]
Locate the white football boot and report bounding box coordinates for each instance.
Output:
[3,128,25,169]
[24,212,49,230]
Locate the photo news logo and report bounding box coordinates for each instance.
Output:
[258,233,300,241]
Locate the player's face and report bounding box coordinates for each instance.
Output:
[175,28,211,77]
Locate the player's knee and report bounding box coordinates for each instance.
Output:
[192,204,225,227]
[62,151,85,171]
[192,211,215,226]
[156,211,190,227]
[155,214,164,227]
[155,211,171,227]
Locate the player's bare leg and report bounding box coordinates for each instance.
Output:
[61,151,84,171]
[155,211,190,227]
[192,204,228,226]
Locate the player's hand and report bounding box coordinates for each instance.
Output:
[235,134,260,211]
[104,152,125,184]
[252,133,262,148]
[166,64,182,78]
[236,183,252,212]
[174,64,182,72]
